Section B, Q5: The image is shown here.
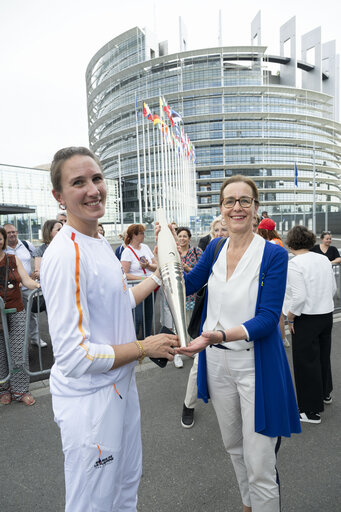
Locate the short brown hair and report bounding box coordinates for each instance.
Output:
[42,220,62,245]
[50,147,102,193]
[176,227,192,239]
[0,227,8,249]
[124,224,145,245]
[220,174,259,205]
[286,225,316,250]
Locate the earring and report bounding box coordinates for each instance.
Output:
[59,203,66,210]
[221,217,227,226]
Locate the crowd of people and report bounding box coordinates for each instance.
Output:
[0,147,339,511]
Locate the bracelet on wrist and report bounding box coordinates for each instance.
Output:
[151,274,162,287]
[288,320,294,324]
[216,329,227,342]
[134,340,146,364]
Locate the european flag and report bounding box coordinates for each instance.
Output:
[294,162,298,187]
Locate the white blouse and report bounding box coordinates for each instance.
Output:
[283,251,336,316]
[204,234,265,351]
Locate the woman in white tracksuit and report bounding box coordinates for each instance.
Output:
[40,147,178,512]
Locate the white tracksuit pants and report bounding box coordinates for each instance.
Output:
[206,346,280,512]
[52,370,142,512]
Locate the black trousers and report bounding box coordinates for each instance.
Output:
[135,292,155,339]
[292,312,333,413]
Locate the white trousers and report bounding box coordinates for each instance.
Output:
[184,354,198,409]
[206,346,280,512]
[52,370,142,512]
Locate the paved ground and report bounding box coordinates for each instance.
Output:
[1,316,341,511]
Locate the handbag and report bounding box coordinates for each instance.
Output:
[187,237,226,339]
[187,285,207,339]
[31,291,46,313]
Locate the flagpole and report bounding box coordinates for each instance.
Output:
[135,94,142,223]
[164,124,172,219]
[147,119,153,212]
[294,178,296,224]
[176,140,180,225]
[312,141,316,234]
[159,122,166,212]
[118,153,123,233]
[157,124,162,210]
[152,122,158,210]
[142,112,148,213]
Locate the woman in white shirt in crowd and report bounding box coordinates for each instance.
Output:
[121,224,157,339]
[40,147,178,512]
[283,225,336,424]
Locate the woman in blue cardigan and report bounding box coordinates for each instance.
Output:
[177,175,301,512]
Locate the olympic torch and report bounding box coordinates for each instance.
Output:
[157,209,188,348]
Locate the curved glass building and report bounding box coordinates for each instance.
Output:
[86,18,341,229]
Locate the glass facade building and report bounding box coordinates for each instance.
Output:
[86,22,341,223]
[0,164,119,241]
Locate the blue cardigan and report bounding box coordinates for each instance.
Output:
[184,237,301,438]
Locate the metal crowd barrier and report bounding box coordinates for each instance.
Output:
[0,297,17,385]
[23,288,51,377]
[128,279,158,339]
[333,263,341,310]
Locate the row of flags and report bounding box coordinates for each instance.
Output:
[142,97,196,162]
[140,95,300,188]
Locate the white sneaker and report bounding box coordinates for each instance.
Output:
[31,339,48,348]
[283,337,290,348]
[174,354,183,368]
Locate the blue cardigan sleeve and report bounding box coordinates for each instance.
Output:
[243,244,288,341]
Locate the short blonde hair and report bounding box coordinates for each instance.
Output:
[210,217,223,238]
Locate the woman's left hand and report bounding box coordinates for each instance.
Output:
[176,333,212,356]
[287,312,295,334]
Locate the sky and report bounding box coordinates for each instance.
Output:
[1,0,340,168]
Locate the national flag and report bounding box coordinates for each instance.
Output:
[163,97,175,126]
[143,103,152,119]
[294,162,298,187]
[153,115,161,126]
[159,97,165,120]
[171,109,182,124]
[180,127,185,147]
